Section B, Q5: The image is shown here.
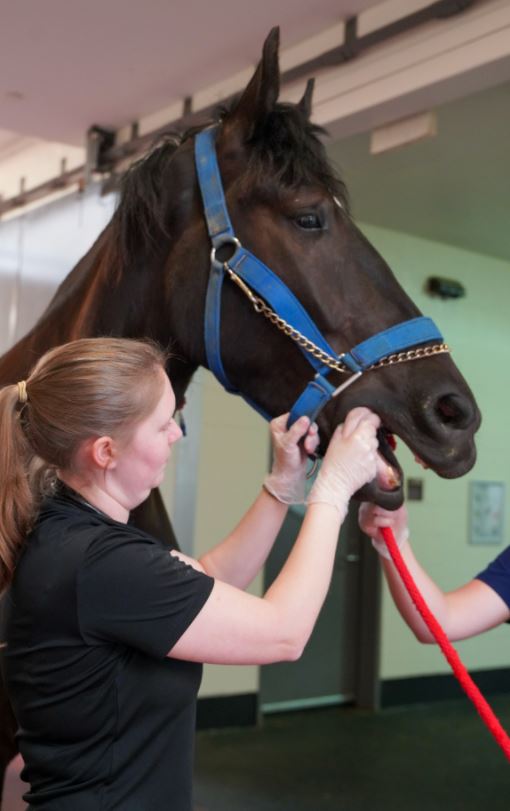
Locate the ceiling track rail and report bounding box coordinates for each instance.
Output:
[0,0,476,218]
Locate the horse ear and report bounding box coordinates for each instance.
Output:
[298,78,315,120]
[228,27,280,138]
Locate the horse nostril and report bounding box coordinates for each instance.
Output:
[436,394,473,429]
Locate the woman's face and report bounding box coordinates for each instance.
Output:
[110,370,183,509]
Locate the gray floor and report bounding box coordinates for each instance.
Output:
[194,697,510,810]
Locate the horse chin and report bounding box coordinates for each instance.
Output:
[354,479,404,510]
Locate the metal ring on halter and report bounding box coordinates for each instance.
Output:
[210,236,241,270]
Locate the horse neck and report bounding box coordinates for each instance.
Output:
[0,220,199,399]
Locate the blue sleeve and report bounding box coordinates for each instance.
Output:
[475,546,510,610]
[77,529,214,658]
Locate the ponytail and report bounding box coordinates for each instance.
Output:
[0,385,37,592]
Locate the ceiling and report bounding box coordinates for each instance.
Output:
[0,0,508,263]
[328,79,510,262]
[0,0,379,145]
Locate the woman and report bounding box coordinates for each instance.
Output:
[0,336,380,811]
[359,503,510,641]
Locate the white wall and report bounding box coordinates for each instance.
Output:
[0,186,116,353]
[193,374,270,699]
[360,222,510,680]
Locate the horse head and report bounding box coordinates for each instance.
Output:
[116,28,481,509]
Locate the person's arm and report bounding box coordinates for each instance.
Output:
[168,408,380,665]
[359,503,510,642]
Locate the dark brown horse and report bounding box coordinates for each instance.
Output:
[0,28,480,800]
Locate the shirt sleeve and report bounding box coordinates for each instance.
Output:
[77,528,214,658]
[475,546,510,610]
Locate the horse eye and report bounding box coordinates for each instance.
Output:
[295,213,323,231]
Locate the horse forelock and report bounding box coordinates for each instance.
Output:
[232,102,350,211]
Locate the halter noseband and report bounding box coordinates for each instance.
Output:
[195,126,449,426]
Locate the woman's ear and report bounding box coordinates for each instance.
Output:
[88,436,117,470]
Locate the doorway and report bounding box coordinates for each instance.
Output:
[260,503,381,714]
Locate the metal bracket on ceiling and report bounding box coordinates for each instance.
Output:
[434,0,474,19]
[85,125,116,183]
[100,122,140,196]
[10,176,27,210]
[51,157,69,191]
[342,17,360,62]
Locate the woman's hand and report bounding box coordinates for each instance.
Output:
[263,414,320,504]
[358,502,409,559]
[307,407,380,517]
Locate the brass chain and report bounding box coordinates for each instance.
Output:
[225,265,450,374]
[368,343,450,370]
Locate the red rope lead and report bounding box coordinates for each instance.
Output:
[381,525,510,762]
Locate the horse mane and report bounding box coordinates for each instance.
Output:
[112,100,350,273]
[113,135,183,267]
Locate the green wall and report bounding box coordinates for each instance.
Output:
[361,223,510,679]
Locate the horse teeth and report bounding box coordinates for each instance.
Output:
[376,454,401,490]
[414,455,429,469]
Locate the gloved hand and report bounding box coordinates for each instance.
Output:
[306,407,380,519]
[358,502,409,560]
[263,414,320,504]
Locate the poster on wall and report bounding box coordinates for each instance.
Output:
[469,481,505,546]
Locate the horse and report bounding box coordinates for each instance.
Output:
[0,27,480,801]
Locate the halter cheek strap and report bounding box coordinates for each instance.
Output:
[195,126,448,426]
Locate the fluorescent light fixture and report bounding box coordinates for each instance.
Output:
[370,111,437,154]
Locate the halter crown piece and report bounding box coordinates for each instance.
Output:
[195,126,450,427]
[17,380,28,404]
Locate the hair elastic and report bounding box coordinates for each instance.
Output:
[17,380,28,404]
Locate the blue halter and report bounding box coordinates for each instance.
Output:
[195,126,446,426]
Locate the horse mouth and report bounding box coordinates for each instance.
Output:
[353,427,404,509]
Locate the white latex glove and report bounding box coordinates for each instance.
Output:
[263,414,320,504]
[358,502,409,560]
[306,407,380,519]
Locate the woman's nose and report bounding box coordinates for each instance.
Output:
[169,419,183,444]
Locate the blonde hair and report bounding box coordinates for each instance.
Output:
[0,337,168,592]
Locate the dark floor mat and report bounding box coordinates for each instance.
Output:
[195,697,510,810]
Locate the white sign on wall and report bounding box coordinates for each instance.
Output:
[469,481,505,546]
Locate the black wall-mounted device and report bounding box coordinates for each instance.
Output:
[426,276,466,299]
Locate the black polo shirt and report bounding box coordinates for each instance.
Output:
[3,486,214,810]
